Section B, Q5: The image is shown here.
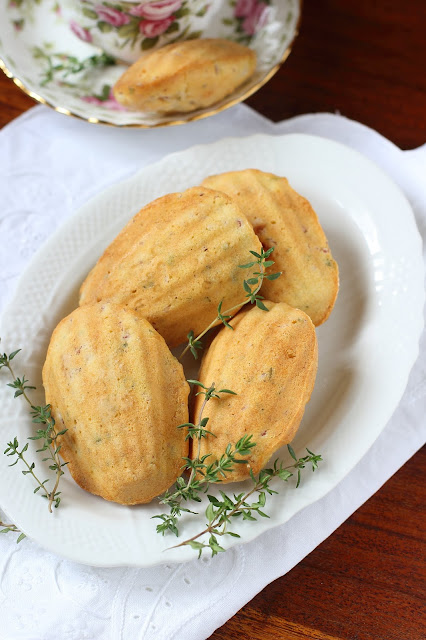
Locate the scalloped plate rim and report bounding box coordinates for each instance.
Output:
[0,132,423,567]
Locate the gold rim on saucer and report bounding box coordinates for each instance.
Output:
[0,1,302,128]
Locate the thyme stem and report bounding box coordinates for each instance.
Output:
[179,287,257,359]
[5,360,32,406]
[5,358,60,513]
[172,449,323,556]
[153,382,254,539]
[8,439,51,500]
[1,345,68,513]
[171,483,260,550]
[180,248,280,360]
[0,521,19,531]
[187,383,214,489]
[0,519,25,543]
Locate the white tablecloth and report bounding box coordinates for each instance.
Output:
[0,105,425,640]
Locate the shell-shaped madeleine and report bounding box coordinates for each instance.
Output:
[192,302,318,483]
[42,303,190,505]
[113,38,257,113]
[202,169,339,326]
[79,187,262,347]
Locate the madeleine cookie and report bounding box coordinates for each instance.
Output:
[42,302,190,505]
[79,186,262,347]
[202,169,339,326]
[113,38,257,113]
[192,301,318,483]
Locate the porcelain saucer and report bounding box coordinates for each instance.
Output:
[0,0,300,127]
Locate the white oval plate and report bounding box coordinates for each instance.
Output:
[0,0,300,127]
[0,133,423,567]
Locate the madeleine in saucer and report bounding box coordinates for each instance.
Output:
[113,38,257,113]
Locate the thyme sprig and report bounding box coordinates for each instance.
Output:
[0,520,25,543]
[32,47,116,86]
[0,345,68,514]
[154,381,255,537]
[180,247,281,359]
[154,380,322,558]
[173,446,323,557]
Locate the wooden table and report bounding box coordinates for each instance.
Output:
[1,1,424,639]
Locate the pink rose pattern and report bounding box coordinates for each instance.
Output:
[130,0,182,20]
[234,0,257,18]
[70,1,184,44]
[81,89,126,111]
[70,19,92,43]
[234,0,269,36]
[68,0,269,57]
[140,15,175,37]
[95,6,130,27]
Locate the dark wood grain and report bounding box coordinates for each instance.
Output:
[246,0,426,149]
[0,74,34,126]
[209,447,426,640]
[1,1,425,639]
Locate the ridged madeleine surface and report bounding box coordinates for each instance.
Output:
[192,302,318,482]
[113,38,257,113]
[202,169,339,326]
[42,302,190,505]
[79,187,262,347]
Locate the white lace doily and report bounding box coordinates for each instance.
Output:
[0,105,425,640]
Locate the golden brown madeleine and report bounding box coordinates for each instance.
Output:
[113,38,257,113]
[192,302,318,483]
[202,169,339,326]
[42,302,189,505]
[79,187,262,347]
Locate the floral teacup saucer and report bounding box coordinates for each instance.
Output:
[0,0,300,127]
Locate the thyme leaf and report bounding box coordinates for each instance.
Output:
[154,376,323,556]
[171,446,322,557]
[32,47,116,86]
[154,381,255,538]
[1,342,68,515]
[0,517,25,543]
[180,247,282,360]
